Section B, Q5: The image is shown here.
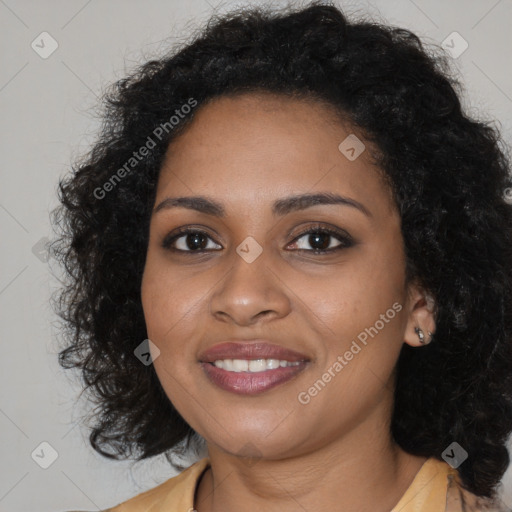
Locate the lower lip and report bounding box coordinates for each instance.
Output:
[200,361,308,395]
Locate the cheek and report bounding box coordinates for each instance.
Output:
[140,255,217,401]
[290,263,403,342]
[140,263,198,406]
[141,269,171,342]
[292,250,406,393]
[141,255,202,343]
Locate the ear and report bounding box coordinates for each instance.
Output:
[403,280,436,347]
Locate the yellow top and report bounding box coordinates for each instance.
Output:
[99,456,502,512]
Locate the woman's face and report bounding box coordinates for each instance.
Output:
[141,92,432,460]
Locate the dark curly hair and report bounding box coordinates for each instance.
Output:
[50,0,512,503]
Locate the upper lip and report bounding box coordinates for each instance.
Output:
[198,340,310,363]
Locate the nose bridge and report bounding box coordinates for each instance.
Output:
[225,236,273,299]
[209,236,290,324]
[228,229,272,279]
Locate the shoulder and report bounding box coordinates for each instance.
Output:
[105,457,210,512]
[391,457,511,512]
[445,465,511,512]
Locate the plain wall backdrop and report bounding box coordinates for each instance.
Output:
[1,0,512,510]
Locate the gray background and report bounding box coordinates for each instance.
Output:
[1,0,511,511]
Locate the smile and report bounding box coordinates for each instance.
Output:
[200,359,309,395]
[212,358,302,372]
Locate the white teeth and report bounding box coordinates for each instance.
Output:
[248,359,266,372]
[212,358,302,372]
[232,359,248,372]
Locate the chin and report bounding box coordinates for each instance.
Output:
[214,428,307,460]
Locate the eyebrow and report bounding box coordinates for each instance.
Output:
[153,192,372,218]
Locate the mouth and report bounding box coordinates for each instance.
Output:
[198,341,311,395]
[209,358,303,371]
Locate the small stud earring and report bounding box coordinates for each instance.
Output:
[415,326,425,344]
[415,327,432,345]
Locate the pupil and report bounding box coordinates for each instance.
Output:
[310,233,329,250]
[187,233,207,250]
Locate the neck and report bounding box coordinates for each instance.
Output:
[194,415,427,512]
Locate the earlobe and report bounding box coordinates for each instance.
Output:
[404,283,436,348]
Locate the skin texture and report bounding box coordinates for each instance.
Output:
[140,92,436,512]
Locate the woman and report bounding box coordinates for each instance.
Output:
[51,2,512,511]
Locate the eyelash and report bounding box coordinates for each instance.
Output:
[161,224,354,255]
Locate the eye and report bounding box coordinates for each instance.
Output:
[161,224,354,254]
[287,225,354,254]
[162,227,222,252]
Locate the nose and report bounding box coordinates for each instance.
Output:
[209,248,291,326]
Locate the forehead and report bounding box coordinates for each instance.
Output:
[155,92,395,217]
